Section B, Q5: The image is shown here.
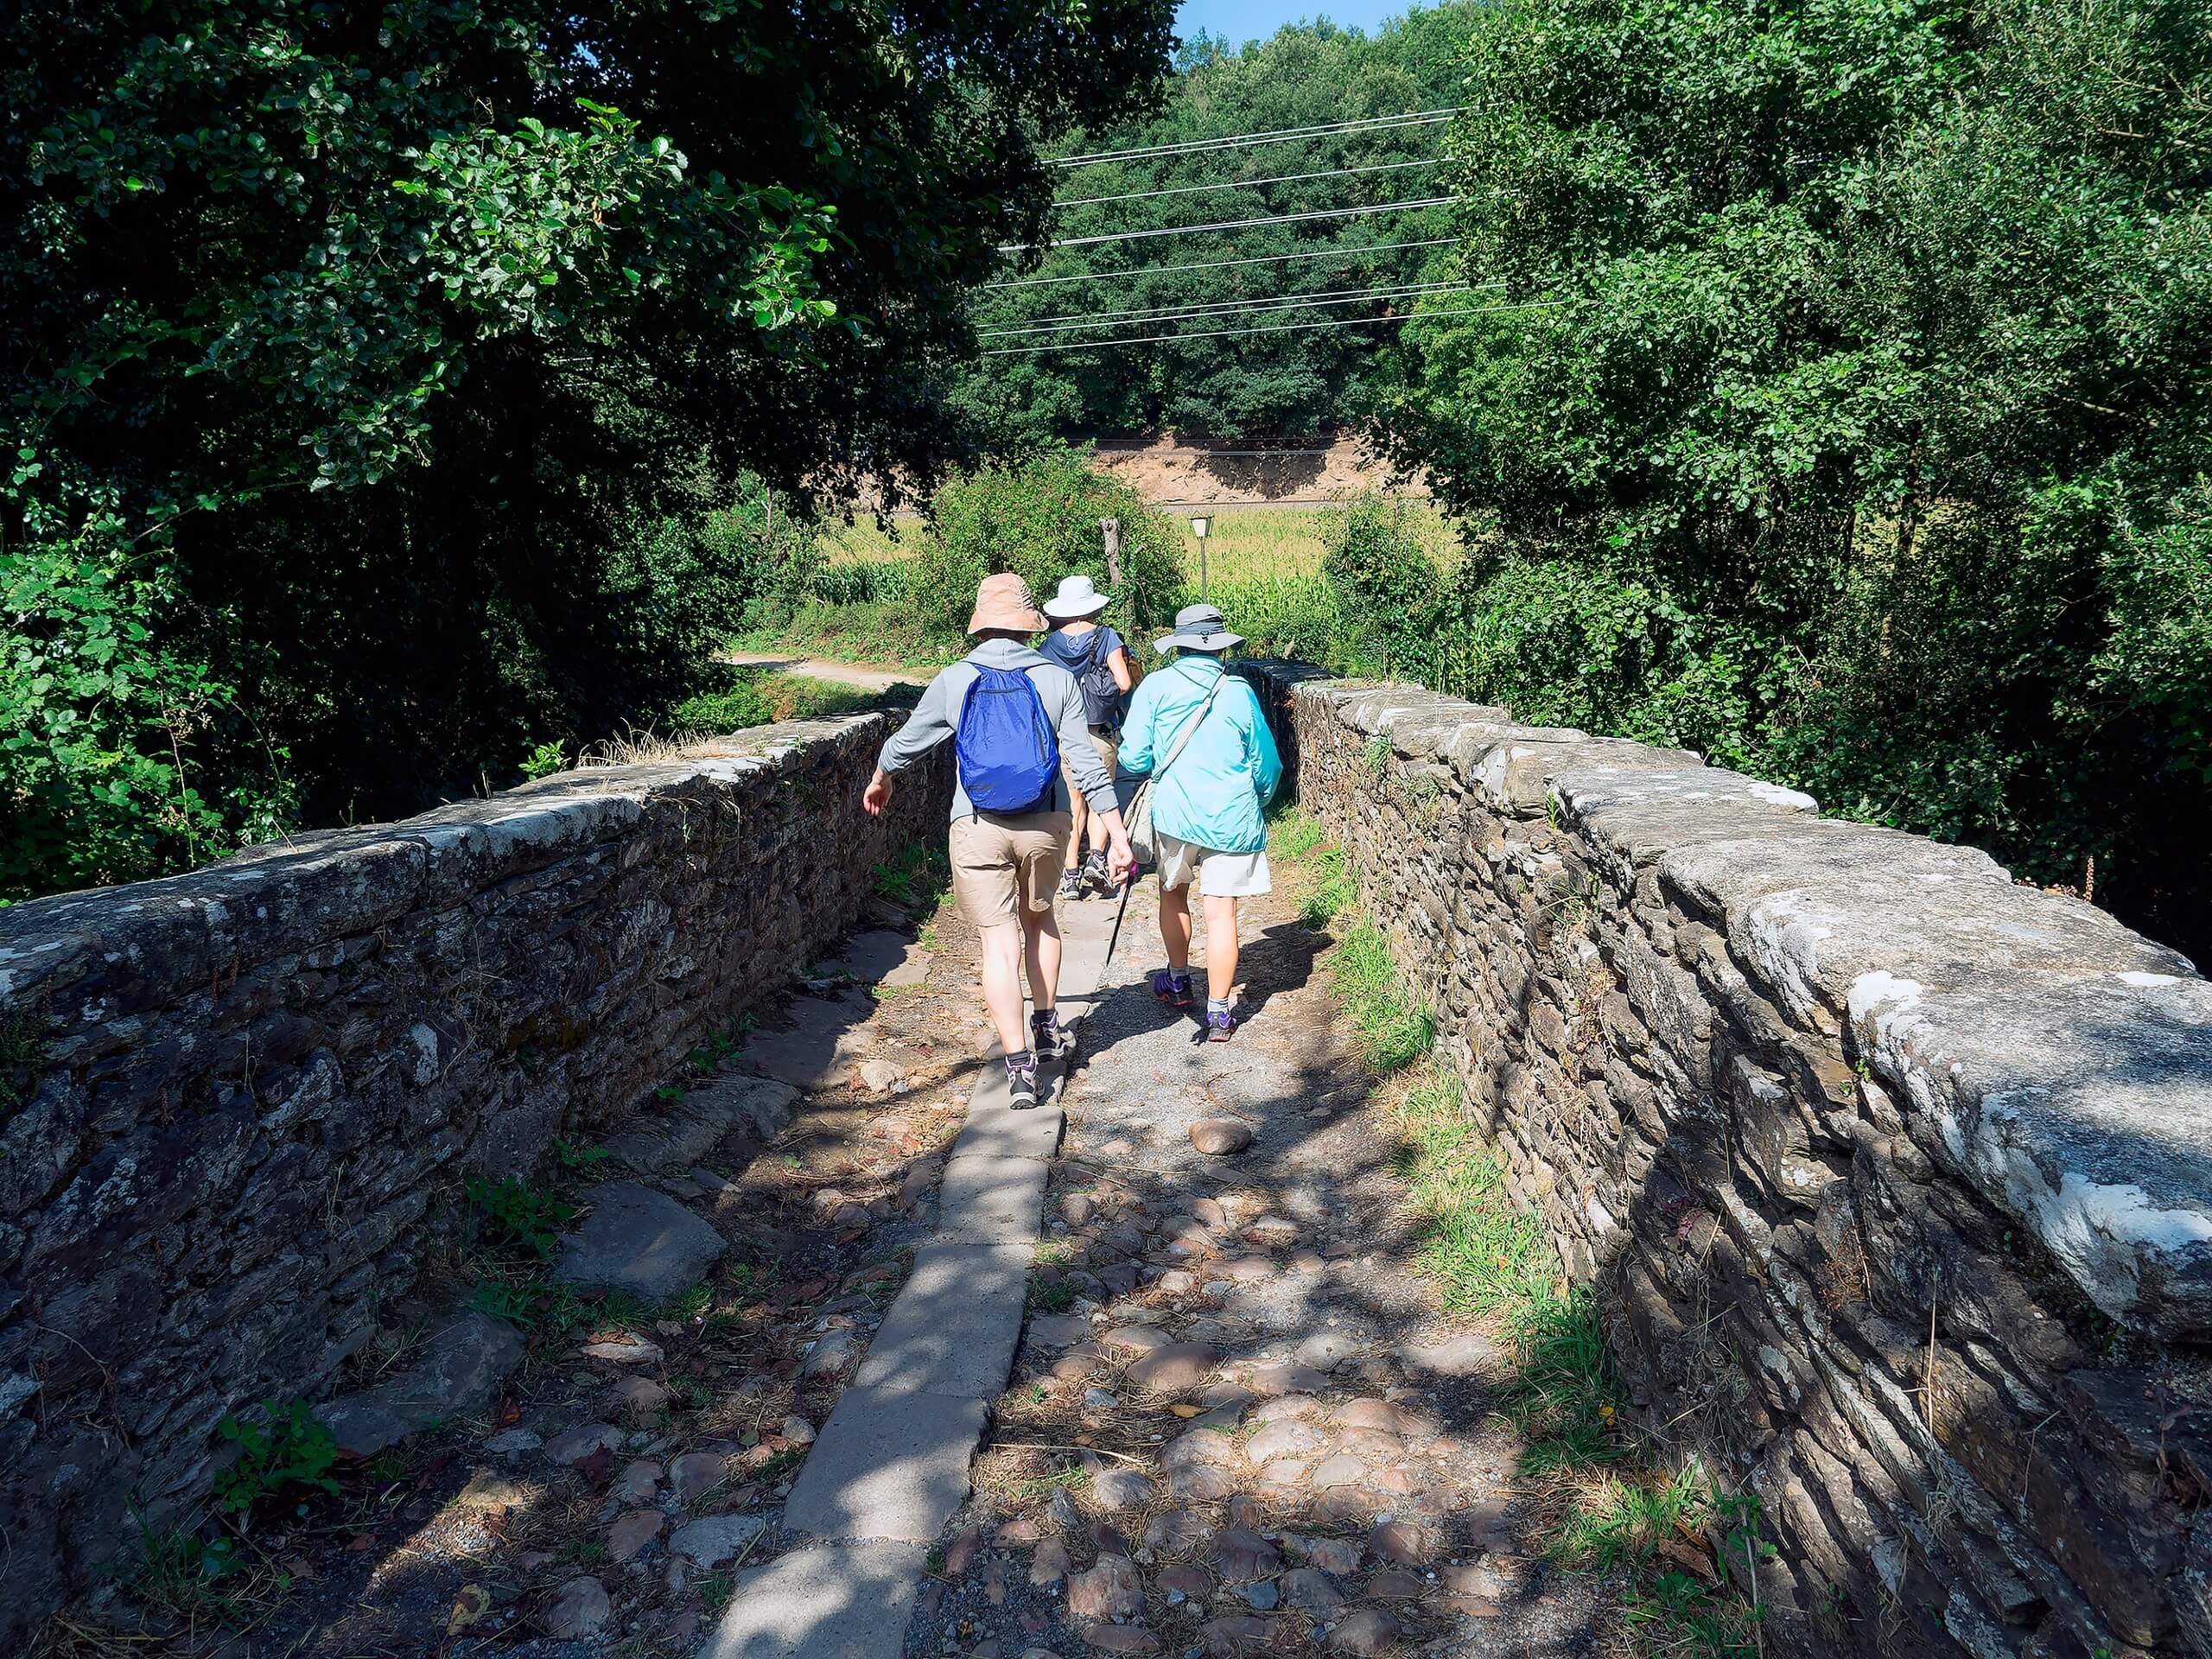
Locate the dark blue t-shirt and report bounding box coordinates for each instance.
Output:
[1039,625,1127,725]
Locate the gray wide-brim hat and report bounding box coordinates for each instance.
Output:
[1155,601,1243,654]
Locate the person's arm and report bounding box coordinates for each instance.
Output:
[1047,671,1135,880]
[1106,630,1135,695]
[1115,678,1159,776]
[1247,686,1284,808]
[1051,671,1116,811]
[863,666,957,815]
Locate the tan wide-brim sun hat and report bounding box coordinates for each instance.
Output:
[967,571,1049,635]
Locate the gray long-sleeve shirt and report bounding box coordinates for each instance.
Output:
[877,639,1117,821]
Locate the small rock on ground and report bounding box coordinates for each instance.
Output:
[541,1576,611,1639]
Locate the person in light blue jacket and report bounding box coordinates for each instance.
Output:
[1116,603,1282,1041]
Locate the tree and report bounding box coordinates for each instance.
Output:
[954,8,1485,443]
[1375,0,2212,959]
[1,0,1177,896]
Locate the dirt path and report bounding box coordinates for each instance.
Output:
[721,651,926,690]
[902,874,1620,1658]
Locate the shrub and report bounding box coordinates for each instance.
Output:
[1319,492,1441,678]
[2,484,300,899]
[909,448,1184,639]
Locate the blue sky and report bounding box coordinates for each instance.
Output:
[1176,0,1408,46]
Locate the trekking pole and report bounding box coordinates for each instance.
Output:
[1103,780,1146,969]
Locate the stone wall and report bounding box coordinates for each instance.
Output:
[1255,667,2212,1659]
[0,712,948,1646]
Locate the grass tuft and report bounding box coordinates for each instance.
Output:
[1325,918,1433,1071]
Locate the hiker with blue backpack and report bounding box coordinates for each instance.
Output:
[862,573,1134,1109]
[1116,602,1281,1042]
[1038,575,1138,903]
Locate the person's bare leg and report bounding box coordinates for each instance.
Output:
[1158,882,1192,972]
[1023,906,1064,1018]
[1202,893,1240,1007]
[1063,788,1090,874]
[978,921,1029,1055]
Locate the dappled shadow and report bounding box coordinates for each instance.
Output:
[931,877,1627,1658]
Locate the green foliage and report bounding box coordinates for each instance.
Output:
[670,674,776,734]
[2,483,300,899]
[466,1175,575,1261]
[213,1399,340,1516]
[957,9,1486,441]
[809,562,912,607]
[1375,0,2212,960]
[1299,844,1355,927]
[1321,493,1442,677]
[123,1517,288,1627]
[871,836,954,910]
[1395,1073,1556,1318]
[552,1139,609,1173]
[1325,917,1434,1071]
[518,741,569,782]
[468,1276,582,1332]
[910,448,1185,639]
[3,0,1177,899]
[1267,805,1325,861]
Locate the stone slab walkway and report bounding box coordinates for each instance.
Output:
[703,889,1125,1658]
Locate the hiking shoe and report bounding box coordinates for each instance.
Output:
[1206,1007,1239,1043]
[1032,1018,1076,1063]
[1152,969,1194,1008]
[1007,1065,1040,1110]
[1081,849,1111,895]
[1057,869,1084,902]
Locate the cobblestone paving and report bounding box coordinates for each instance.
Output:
[904,878,1621,1659]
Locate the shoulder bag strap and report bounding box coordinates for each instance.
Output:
[1154,668,1224,784]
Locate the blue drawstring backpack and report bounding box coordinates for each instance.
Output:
[956,665,1060,814]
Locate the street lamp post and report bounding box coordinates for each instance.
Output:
[1188,513,1211,604]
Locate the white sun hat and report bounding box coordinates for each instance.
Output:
[1042,574,1114,620]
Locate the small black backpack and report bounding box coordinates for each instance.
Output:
[1076,630,1122,729]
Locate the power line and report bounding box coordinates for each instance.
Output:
[979,282,1476,340]
[983,237,1458,292]
[1008,275,1498,328]
[980,299,1556,358]
[1059,156,1442,208]
[1000,196,1456,253]
[1052,108,1465,168]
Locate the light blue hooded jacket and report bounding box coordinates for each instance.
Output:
[1117,658,1281,854]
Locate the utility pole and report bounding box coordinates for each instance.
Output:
[1099,517,1122,588]
[1188,513,1211,604]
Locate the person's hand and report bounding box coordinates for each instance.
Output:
[1107,832,1135,887]
[862,770,893,817]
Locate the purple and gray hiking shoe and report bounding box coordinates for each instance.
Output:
[1205,1007,1239,1043]
[1152,969,1193,1009]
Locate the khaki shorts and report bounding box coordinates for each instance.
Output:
[1157,830,1273,898]
[1063,731,1120,811]
[950,811,1072,927]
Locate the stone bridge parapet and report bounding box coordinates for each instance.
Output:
[1240,664,2212,1659]
[0,711,947,1645]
